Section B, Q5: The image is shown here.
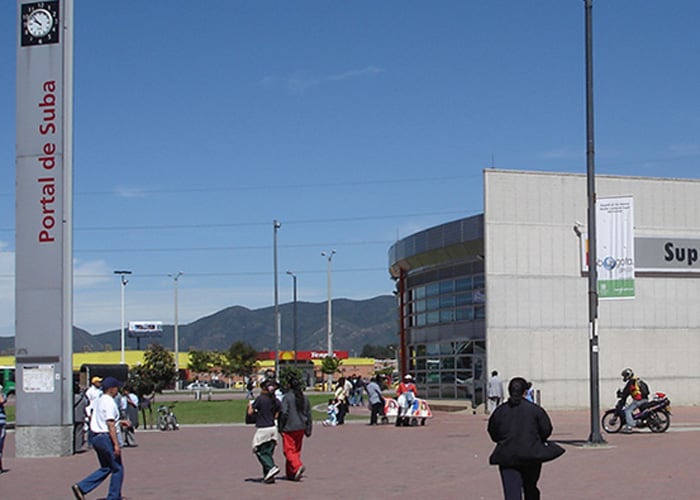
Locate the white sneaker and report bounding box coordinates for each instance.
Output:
[264,466,280,483]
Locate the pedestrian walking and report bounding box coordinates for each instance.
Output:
[0,385,7,473]
[72,377,129,500]
[488,370,504,413]
[487,377,565,500]
[248,379,282,484]
[279,375,312,481]
[365,375,385,425]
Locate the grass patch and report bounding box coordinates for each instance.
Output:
[1,393,367,425]
[152,394,366,425]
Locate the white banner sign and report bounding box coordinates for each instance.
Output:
[596,196,635,299]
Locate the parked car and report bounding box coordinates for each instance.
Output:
[209,380,226,389]
[186,381,209,390]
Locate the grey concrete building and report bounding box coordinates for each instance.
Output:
[389,169,700,409]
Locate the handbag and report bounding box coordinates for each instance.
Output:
[538,441,565,462]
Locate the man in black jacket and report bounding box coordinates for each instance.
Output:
[487,377,563,499]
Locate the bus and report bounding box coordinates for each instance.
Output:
[0,366,16,396]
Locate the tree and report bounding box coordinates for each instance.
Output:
[225,341,258,377]
[187,349,217,374]
[279,365,305,392]
[320,355,342,376]
[360,344,395,359]
[128,343,177,396]
[128,363,155,399]
[142,343,177,393]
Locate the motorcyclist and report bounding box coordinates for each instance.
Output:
[619,368,648,433]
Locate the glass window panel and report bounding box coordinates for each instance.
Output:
[439,280,454,294]
[457,356,472,370]
[440,309,455,323]
[427,311,440,325]
[439,295,454,308]
[414,300,426,312]
[455,277,472,291]
[427,297,440,311]
[455,292,472,306]
[474,306,485,319]
[414,286,426,299]
[426,344,440,356]
[426,283,440,297]
[416,314,426,327]
[473,274,485,288]
[455,307,474,321]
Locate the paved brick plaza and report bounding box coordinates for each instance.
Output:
[2,405,700,499]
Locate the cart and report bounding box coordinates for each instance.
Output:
[381,396,433,426]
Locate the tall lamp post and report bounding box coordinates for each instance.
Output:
[273,220,282,379]
[584,0,605,445]
[286,271,298,365]
[169,272,183,390]
[114,270,132,364]
[321,250,336,389]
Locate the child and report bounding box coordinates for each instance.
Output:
[322,398,338,427]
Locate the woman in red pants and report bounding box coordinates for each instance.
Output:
[279,375,312,481]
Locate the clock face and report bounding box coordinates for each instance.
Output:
[21,1,60,47]
[27,9,54,38]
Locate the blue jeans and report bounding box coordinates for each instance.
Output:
[77,432,124,500]
[624,398,647,427]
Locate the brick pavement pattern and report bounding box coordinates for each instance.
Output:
[2,406,700,499]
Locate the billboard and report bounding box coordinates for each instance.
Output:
[128,321,164,337]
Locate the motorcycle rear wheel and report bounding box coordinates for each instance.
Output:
[648,409,671,433]
[602,409,623,433]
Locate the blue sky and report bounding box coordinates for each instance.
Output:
[1,1,699,338]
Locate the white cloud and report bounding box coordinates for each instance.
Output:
[114,186,148,198]
[538,147,576,160]
[74,258,113,288]
[668,143,700,156]
[260,65,385,94]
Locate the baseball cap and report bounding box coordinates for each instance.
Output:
[101,377,123,390]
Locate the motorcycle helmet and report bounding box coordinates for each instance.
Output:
[621,368,634,381]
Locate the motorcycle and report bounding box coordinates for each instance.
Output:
[157,403,180,431]
[601,390,671,433]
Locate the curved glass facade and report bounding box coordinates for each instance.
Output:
[389,215,486,401]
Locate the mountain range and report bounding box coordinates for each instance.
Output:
[0,295,398,356]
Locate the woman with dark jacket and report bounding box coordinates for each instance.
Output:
[279,376,312,481]
[487,377,564,499]
[248,380,282,483]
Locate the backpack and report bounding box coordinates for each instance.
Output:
[637,379,650,399]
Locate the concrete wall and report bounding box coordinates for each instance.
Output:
[484,169,700,409]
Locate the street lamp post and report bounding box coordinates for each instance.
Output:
[114,270,132,364]
[584,0,605,445]
[273,220,282,379]
[169,272,183,390]
[321,250,336,389]
[286,271,298,365]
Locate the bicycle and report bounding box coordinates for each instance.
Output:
[157,403,179,431]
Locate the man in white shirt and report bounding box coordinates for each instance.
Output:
[72,377,127,500]
[488,370,504,413]
[85,376,103,414]
[84,377,102,449]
